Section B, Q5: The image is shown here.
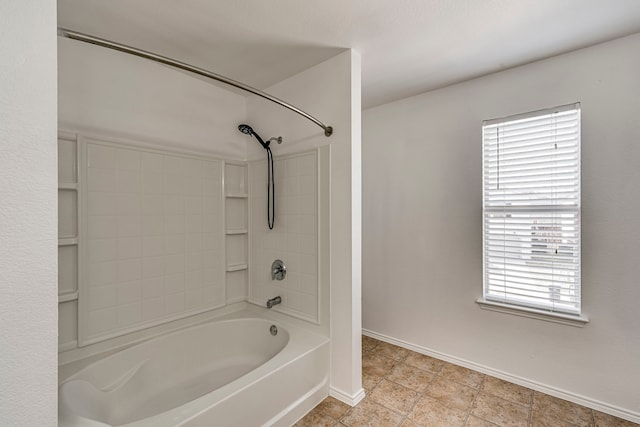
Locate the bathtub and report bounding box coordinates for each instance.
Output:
[59,311,330,427]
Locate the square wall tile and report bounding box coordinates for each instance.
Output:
[249,151,319,322]
[84,143,224,342]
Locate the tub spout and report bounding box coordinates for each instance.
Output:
[266,296,282,309]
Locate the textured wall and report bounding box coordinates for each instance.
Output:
[363,33,640,419]
[0,1,58,424]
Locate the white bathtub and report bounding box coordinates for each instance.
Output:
[59,311,330,427]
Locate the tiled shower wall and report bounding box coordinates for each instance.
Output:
[249,150,319,322]
[82,141,224,344]
[58,134,316,350]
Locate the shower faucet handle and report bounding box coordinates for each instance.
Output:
[271,260,286,281]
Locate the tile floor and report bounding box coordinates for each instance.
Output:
[294,335,637,427]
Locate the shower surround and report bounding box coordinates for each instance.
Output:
[58,32,362,422]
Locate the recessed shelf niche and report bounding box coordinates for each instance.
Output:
[58,132,80,352]
[224,162,249,304]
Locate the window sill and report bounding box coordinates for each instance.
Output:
[476,298,589,327]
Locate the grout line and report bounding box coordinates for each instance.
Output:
[527,389,534,426]
[463,374,487,426]
[366,355,420,426]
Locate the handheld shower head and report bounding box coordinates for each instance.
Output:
[238,124,254,136]
[238,123,268,149]
[237,123,277,230]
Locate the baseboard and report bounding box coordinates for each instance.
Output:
[329,386,366,407]
[362,328,640,425]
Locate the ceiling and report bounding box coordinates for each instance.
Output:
[58,0,640,109]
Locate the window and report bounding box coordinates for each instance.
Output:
[482,103,581,317]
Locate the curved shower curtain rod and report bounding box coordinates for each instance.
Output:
[57,28,334,137]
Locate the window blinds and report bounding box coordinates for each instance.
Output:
[482,104,581,315]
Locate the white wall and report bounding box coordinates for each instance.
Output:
[363,33,640,419]
[58,38,248,159]
[247,50,364,404]
[0,1,58,425]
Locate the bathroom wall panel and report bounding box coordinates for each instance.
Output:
[226,270,248,303]
[81,140,225,345]
[249,150,319,322]
[226,234,248,267]
[58,190,78,238]
[224,163,248,195]
[58,137,77,183]
[58,245,78,294]
[225,198,248,231]
[59,301,78,348]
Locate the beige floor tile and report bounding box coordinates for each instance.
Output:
[593,410,639,426]
[466,415,501,426]
[400,419,422,427]
[369,379,420,414]
[371,341,413,361]
[471,393,529,427]
[295,409,338,427]
[363,371,384,391]
[425,376,478,411]
[386,363,434,392]
[531,410,585,427]
[363,336,380,352]
[482,376,532,406]
[533,392,593,427]
[340,398,404,427]
[408,394,468,427]
[439,363,486,389]
[315,396,352,420]
[403,351,445,373]
[355,336,621,427]
[363,352,396,377]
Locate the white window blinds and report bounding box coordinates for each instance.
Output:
[482,104,581,315]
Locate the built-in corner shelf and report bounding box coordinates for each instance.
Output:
[58,132,80,353]
[58,237,79,246]
[224,162,249,303]
[59,183,79,190]
[59,291,79,303]
[226,263,248,272]
[225,229,248,235]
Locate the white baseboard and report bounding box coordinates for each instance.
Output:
[329,386,366,407]
[362,328,640,425]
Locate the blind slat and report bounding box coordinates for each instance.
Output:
[487,282,580,298]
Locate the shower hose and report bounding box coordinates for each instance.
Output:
[266,147,275,230]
